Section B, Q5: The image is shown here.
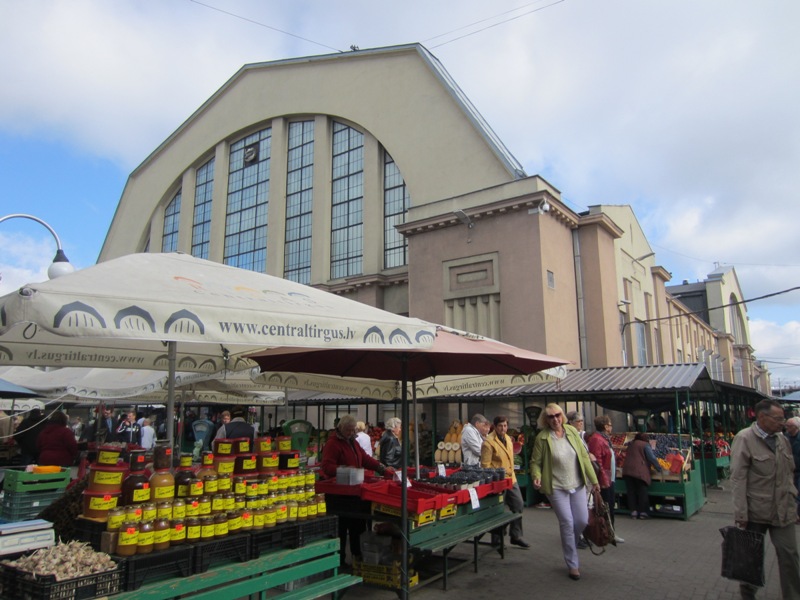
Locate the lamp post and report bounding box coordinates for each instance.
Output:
[0,213,75,279]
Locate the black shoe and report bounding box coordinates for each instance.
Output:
[510,538,530,548]
[577,539,588,549]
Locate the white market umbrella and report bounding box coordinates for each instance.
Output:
[0,252,436,444]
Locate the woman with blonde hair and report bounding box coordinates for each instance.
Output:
[355,421,373,456]
[531,403,599,581]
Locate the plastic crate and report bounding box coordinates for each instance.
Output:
[72,517,106,551]
[0,563,122,600]
[1,489,65,522]
[297,515,337,546]
[352,559,419,588]
[360,481,443,513]
[249,523,300,557]
[192,534,250,573]
[118,545,194,590]
[3,469,71,494]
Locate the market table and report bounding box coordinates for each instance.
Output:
[111,538,361,600]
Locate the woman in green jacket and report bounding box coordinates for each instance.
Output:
[531,403,599,581]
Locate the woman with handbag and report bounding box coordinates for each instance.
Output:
[531,403,599,581]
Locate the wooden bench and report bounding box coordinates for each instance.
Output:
[113,538,361,600]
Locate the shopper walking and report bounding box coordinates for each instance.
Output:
[622,432,663,519]
[481,415,529,548]
[531,403,599,581]
[587,415,624,543]
[731,399,800,600]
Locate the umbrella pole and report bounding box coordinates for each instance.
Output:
[412,385,420,473]
[166,341,176,450]
[400,357,409,600]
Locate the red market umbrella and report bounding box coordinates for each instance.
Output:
[248,326,568,599]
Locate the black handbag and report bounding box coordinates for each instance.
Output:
[720,526,765,587]
[583,487,616,555]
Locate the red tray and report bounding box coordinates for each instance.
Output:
[360,481,443,513]
[315,476,382,496]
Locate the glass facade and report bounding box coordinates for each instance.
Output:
[383,152,409,269]
[330,122,363,279]
[162,190,181,252]
[284,121,314,284]
[224,128,271,272]
[191,158,214,259]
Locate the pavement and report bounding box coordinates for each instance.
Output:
[342,483,786,600]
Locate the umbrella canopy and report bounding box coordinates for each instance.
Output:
[0,252,436,443]
[0,377,39,399]
[0,252,435,373]
[248,327,568,382]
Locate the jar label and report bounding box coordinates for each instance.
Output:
[132,489,151,503]
[204,480,219,494]
[173,505,186,519]
[119,529,138,545]
[108,513,125,530]
[142,508,157,521]
[307,504,318,518]
[190,482,204,495]
[171,526,186,541]
[201,523,215,538]
[218,461,234,474]
[234,482,246,495]
[254,512,266,527]
[138,530,154,545]
[157,508,173,519]
[287,457,299,469]
[318,501,326,514]
[265,511,277,525]
[98,450,120,464]
[94,471,123,485]
[289,506,298,519]
[187,525,201,540]
[154,486,175,499]
[88,496,118,510]
[178,484,189,497]
[127,508,143,520]
[278,439,292,451]
[298,505,308,519]
[214,522,228,536]
[218,442,232,454]
[218,478,231,491]
[154,529,170,544]
[265,455,279,468]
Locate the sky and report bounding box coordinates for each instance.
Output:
[0,0,798,390]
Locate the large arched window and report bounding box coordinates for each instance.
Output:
[383,151,409,269]
[330,122,363,279]
[225,128,271,272]
[162,190,181,252]
[192,158,214,259]
[284,121,314,284]
[728,294,746,344]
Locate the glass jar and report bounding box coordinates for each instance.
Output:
[107,507,126,532]
[257,477,269,496]
[222,492,235,512]
[129,450,147,471]
[157,501,173,521]
[185,498,200,517]
[240,509,253,531]
[233,476,246,496]
[179,453,193,469]
[198,495,212,516]
[200,516,216,540]
[116,522,139,556]
[306,497,318,520]
[125,504,143,523]
[170,519,186,545]
[315,494,327,516]
[286,499,298,522]
[265,505,278,528]
[121,471,151,505]
[153,518,171,551]
[297,500,308,522]
[267,475,279,493]
[137,521,154,554]
[234,495,246,511]
[213,513,228,538]
[141,502,157,522]
[274,500,288,525]
[252,507,266,530]
[150,469,175,502]
[217,473,232,493]
[196,452,217,480]
[153,443,173,471]
[227,510,241,534]
[172,498,186,520]
[185,517,201,544]
[202,474,219,496]
[211,494,225,514]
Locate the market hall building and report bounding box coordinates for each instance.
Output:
[99,43,771,418]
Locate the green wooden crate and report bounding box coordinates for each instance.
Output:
[2,468,70,493]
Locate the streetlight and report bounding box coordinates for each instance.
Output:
[0,213,75,279]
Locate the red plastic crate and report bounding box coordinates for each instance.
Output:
[360,481,443,513]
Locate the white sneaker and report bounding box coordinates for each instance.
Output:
[614,536,625,544]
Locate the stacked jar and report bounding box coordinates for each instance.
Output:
[82,444,126,520]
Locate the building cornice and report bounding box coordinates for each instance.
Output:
[316,271,409,295]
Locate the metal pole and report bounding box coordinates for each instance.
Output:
[166,341,177,449]
[400,357,410,600]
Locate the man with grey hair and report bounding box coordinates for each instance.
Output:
[732,399,800,599]
[461,414,490,466]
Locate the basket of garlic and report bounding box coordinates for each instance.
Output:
[0,540,121,600]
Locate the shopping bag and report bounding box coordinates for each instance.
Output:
[583,488,616,555]
[720,526,765,587]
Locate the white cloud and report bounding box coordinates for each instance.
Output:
[0,233,54,295]
[749,318,800,388]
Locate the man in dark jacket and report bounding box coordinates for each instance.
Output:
[14,409,47,465]
[213,409,255,446]
[783,416,800,523]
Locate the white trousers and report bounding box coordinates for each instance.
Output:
[547,486,589,570]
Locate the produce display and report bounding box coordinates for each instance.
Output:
[693,435,731,458]
[1,540,115,580]
[613,432,693,474]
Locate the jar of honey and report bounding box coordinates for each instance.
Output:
[150,469,175,502]
[153,518,171,551]
[137,521,154,554]
[116,522,139,556]
[170,519,186,545]
[200,516,215,540]
[185,517,201,543]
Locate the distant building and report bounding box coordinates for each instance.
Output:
[99,43,771,419]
